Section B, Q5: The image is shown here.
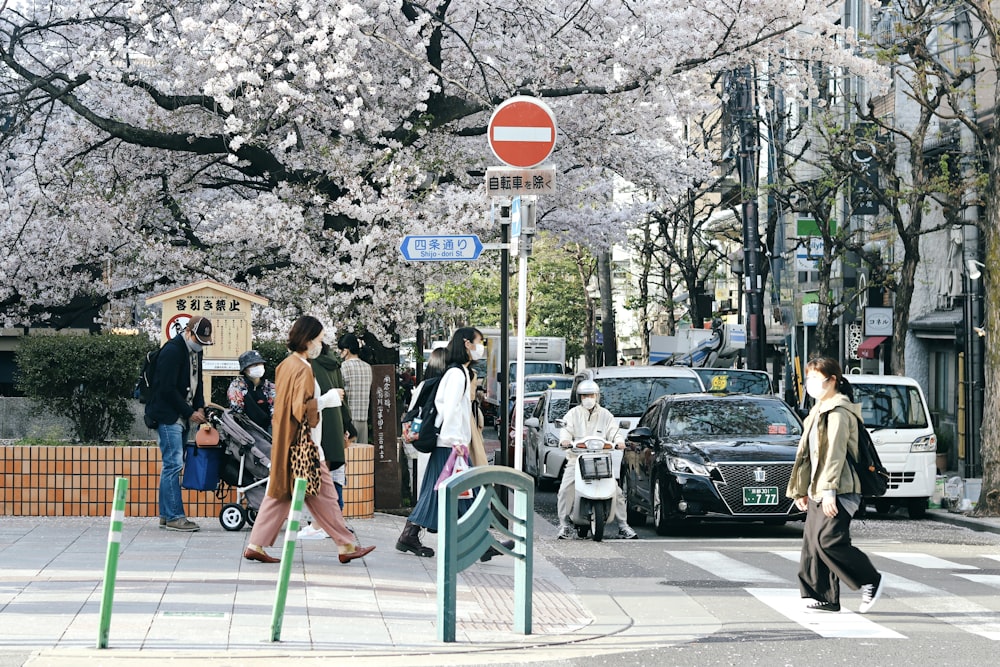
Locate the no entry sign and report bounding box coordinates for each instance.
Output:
[488,96,557,168]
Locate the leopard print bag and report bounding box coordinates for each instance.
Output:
[289,419,322,495]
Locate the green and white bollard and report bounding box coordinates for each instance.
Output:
[97,477,129,649]
[269,477,307,642]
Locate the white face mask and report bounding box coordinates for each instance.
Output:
[581,397,597,410]
[307,340,323,359]
[469,342,485,361]
[246,365,265,379]
[805,376,828,400]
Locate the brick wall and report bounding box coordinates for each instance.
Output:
[0,443,375,520]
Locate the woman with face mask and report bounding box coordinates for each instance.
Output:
[786,357,883,614]
[242,315,375,565]
[227,350,277,432]
[396,327,488,558]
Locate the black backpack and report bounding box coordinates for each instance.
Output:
[402,376,443,454]
[827,408,889,497]
[133,346,162,404]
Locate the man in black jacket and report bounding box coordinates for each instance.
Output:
[144,316,213,531]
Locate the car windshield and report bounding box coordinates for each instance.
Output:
[599,376,704,417]
[523,377,572,393]
[509,362,564,382]
[694,369,772,395]
[549,398,570,422]
[663,399,802,438]
[852,383,929,429]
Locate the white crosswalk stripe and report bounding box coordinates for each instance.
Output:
[956,574,1000,588]
[771,550,1000,640]
[874,552,978,569]
[665,550,785,583]
[747,588,905,638]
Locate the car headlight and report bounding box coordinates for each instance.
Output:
[545,434,560,448]
[667,456,710,477]
[911,433,937,453]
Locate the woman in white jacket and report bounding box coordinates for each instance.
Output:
[397,328,484,556]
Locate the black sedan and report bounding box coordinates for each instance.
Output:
[622,394,804,535]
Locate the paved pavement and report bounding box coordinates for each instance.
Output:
[1,506,997,667]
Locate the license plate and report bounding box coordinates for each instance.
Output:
[743,486,779,506]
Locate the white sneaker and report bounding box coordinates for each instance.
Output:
[297,524,328,540]
[557,525,574,540]
[859,575,883,614]
[617,525,638,539]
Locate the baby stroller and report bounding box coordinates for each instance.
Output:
[205,406,272,531]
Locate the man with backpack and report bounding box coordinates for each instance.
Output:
[144,316,213,532]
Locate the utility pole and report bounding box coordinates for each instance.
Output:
[728,65,766,371]
[598,250,618,366]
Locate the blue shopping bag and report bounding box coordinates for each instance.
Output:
[181,444,221,491]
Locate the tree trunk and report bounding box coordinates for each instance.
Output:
[972,139,1000,516]
[890,241,919,375]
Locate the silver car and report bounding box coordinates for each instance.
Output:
[523,389,571,490]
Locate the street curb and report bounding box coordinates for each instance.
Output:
[925,508,1000,535]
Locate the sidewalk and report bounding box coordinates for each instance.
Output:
[0,512,711,667]
[3,505,997,667]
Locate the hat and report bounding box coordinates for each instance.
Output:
[238,350,266,372]
[186,316,214,345]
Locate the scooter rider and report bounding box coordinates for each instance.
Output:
[556,379,638,540]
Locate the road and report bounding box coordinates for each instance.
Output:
[529,485,1000,666]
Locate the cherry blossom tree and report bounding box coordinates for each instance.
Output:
[0,0,881,349]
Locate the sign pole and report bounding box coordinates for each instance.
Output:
[512,198,535,473]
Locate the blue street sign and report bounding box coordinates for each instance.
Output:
[510,196,522,238]
[399,235,484,262]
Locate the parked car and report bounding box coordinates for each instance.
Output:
[569,366,705,437]
[503,393,542,468]
[507,374,573,413]
[693,368,773,396]
[848,374,936,518]
[523,388,572,489]
[622,393,805,535]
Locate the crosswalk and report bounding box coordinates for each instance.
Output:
[664,549,1000,640]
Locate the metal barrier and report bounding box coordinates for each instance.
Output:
[436,466,534,642]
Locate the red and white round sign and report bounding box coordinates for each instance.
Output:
[488,96,557,168]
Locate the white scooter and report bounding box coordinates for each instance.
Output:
[565,437,624,542]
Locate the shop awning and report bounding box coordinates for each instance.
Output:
[858,336,889,359]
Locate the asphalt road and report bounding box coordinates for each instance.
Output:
[530,485,1000,666]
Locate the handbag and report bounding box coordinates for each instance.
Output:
[289,419,322,496]
[435,444,472,498]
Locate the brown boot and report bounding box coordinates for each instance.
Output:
[395,520,434,557]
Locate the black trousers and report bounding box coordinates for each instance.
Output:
[799,498,880,604]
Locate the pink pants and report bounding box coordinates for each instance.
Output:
[248,459,356,549]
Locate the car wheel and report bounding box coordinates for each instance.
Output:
[907,497,928,519]
[653,476,679,536]
[621,474,646,526]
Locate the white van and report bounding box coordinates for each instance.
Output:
[848,374,936,518]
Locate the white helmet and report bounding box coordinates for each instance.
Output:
[577,379,600,397]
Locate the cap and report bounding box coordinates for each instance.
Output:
[186,316,214,345]
[238,350,266,372]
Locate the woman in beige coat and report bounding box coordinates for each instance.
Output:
[787,357,882,614]
[242,315,374,565]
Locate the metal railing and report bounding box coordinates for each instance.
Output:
[436,466,534,642]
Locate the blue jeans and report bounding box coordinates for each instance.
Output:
[157,422,187,521]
